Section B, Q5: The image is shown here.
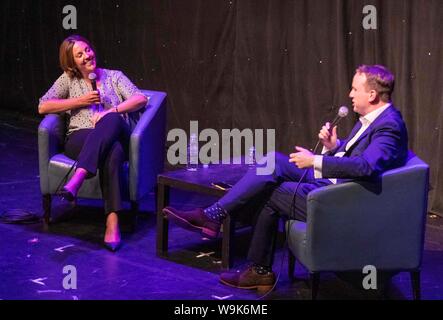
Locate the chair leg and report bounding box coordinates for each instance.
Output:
[42,194,51,227]
[288,249,296,280]
[410,270,421,300]
[310,272,320,300]
[130,201,138,232]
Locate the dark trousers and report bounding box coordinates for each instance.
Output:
[218,152,332,267]
[64,113,130,215]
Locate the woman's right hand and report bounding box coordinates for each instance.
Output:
[79,91,101,106]
[39,91,101,114]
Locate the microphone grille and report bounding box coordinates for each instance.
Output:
[88,72,97,81]
[338,106,349,117]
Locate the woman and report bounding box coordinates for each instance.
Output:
[39,35,147,252]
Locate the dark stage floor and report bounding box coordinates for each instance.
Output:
[1,112,443,300]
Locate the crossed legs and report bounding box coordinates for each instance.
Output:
[63,113,130,248]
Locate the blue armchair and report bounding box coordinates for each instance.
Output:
[38,89,167,225]
[286,153,429,299]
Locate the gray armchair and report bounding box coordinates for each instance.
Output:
[38,89,167,225]
[286,153,429,300]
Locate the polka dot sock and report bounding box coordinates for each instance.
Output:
[203,202,228,222]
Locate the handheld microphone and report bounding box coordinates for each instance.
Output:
[88,72,102,112]
[312,106,349,154]
[290,106,348,221]
[88,72,98,91]
[329,106,349,128]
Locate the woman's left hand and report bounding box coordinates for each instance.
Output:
[92,109,114,126]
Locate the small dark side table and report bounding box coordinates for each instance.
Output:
[156,163,251,269]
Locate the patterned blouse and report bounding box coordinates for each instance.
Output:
[39,68,144,135]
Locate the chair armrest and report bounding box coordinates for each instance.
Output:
[129,90,167,201]
[305,162,429,270]
[38,114,65,194]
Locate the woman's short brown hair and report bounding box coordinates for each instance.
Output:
[59,35,96,79]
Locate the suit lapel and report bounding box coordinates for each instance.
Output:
[344,105,396,154]
[336,121,362,153]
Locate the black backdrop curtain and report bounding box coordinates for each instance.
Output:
[1,0,442,215]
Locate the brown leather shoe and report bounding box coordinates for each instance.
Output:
[219,266,276,292]
[162,207,221,238]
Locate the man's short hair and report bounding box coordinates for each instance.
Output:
[356,65,395,102]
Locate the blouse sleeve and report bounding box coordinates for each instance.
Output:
[38,73,70,109]
[114,70,143,101]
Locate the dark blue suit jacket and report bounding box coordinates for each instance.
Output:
[322,105,408,180]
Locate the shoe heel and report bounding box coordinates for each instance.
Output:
[202,228,218,238]
[104,241,121,252]
[58,188,76,202]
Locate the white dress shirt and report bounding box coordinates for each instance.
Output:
[313,103,391,183]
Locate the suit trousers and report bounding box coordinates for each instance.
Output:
[218,152,332,267]
[64,113,130,215]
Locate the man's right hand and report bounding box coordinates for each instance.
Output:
[79,91,101,106]
[318,122,338,150]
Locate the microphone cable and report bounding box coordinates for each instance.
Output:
[0,209,41,224]
[257,106,348,299]
[0,161,78,225]
[290,106,348,220]
[257,146,316,300]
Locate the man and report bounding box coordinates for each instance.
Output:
[163,65,408,292]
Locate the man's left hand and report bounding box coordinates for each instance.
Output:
[289,146,315,169]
